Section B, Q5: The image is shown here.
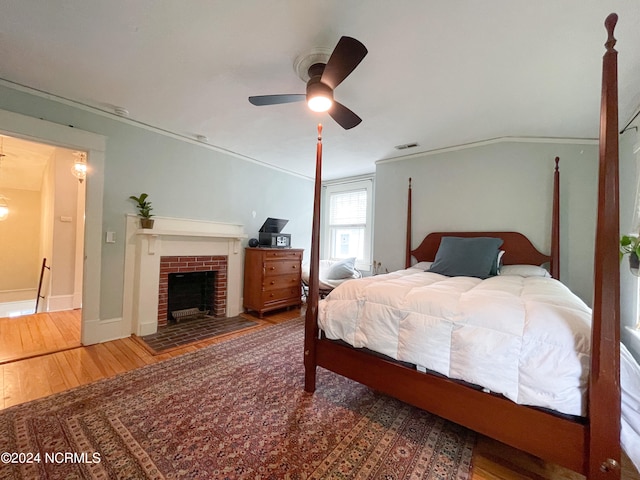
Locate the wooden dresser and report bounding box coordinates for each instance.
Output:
[243,248,303,317]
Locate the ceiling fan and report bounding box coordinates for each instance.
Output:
[248,36,368,130]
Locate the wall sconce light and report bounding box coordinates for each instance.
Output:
[71,151,87,183]
[0,195,8,221]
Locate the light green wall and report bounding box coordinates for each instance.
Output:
[374,140,599,305]
[0,85,314,321]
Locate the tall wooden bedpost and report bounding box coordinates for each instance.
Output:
[551,157,560,279]
[405,178,412,268]
[304,124,323,393]
[589,13,621,479]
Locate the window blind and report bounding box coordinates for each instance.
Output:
[329,189,367,225]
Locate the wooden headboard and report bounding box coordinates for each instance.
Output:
[410,231,551,268]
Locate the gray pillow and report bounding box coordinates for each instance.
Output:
[326,257,357,280]
[428,237,504,279]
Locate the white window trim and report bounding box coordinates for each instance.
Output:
[322,176,374,272]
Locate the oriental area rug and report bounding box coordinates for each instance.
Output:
[0,318,475,479]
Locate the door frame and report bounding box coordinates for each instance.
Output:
[0,109,106,345]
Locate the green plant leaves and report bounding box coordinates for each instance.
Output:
[129,193,153,218]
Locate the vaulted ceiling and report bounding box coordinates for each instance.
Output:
[1,1,639,180]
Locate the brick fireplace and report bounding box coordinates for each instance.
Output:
[158,255,227,327]
[123,215,246,336]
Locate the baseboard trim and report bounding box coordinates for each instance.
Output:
[0,300,36,317]
[46,295,75,312]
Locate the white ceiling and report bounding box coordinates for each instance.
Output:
[0,136,55,191]
[1,1,639,180]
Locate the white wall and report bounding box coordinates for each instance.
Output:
[374,140,598,305]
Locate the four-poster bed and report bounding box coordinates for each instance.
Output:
[304,13,622,479]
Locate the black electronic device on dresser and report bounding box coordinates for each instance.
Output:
[258,217,291,248]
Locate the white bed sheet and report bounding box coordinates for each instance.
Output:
[318,267,592,416]
[621,343,640,471]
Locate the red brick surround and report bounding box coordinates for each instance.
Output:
[158,255,227,327]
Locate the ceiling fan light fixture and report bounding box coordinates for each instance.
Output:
[306,81,333,112]
[248,36,367,129]
[308,95,332,112]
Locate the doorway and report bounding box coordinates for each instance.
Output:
[0,108,106,348]
[0,134,84,362]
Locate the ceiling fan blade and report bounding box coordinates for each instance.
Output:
[321,36,368,90]
[248,94,306,106]
[329,101,362,130]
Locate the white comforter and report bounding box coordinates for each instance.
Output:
[621,343,640,471]
[318,267,591,416]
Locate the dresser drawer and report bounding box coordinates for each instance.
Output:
[262,273,300,291]
[261,287,300,305]
[264,260,300,276]
[264,250,302,260]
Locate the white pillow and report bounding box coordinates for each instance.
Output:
[499,264,551,278]
[326,257,358,280]
[411,261,433,271]
[496,249,505,267]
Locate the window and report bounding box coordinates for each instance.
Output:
[323,178,373,271]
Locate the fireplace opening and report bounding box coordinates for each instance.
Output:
[167,271,215,324]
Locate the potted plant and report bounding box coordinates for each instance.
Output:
[129,193,154,229]
[620,234,640,276]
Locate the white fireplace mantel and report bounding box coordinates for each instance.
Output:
[122,215,247,337]
[137,229,245,255]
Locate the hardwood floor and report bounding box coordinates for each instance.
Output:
[0,307,637,480]
[0,309,81,364]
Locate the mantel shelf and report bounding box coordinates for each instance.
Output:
[135,229,247,255]
[136,229,247,239]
